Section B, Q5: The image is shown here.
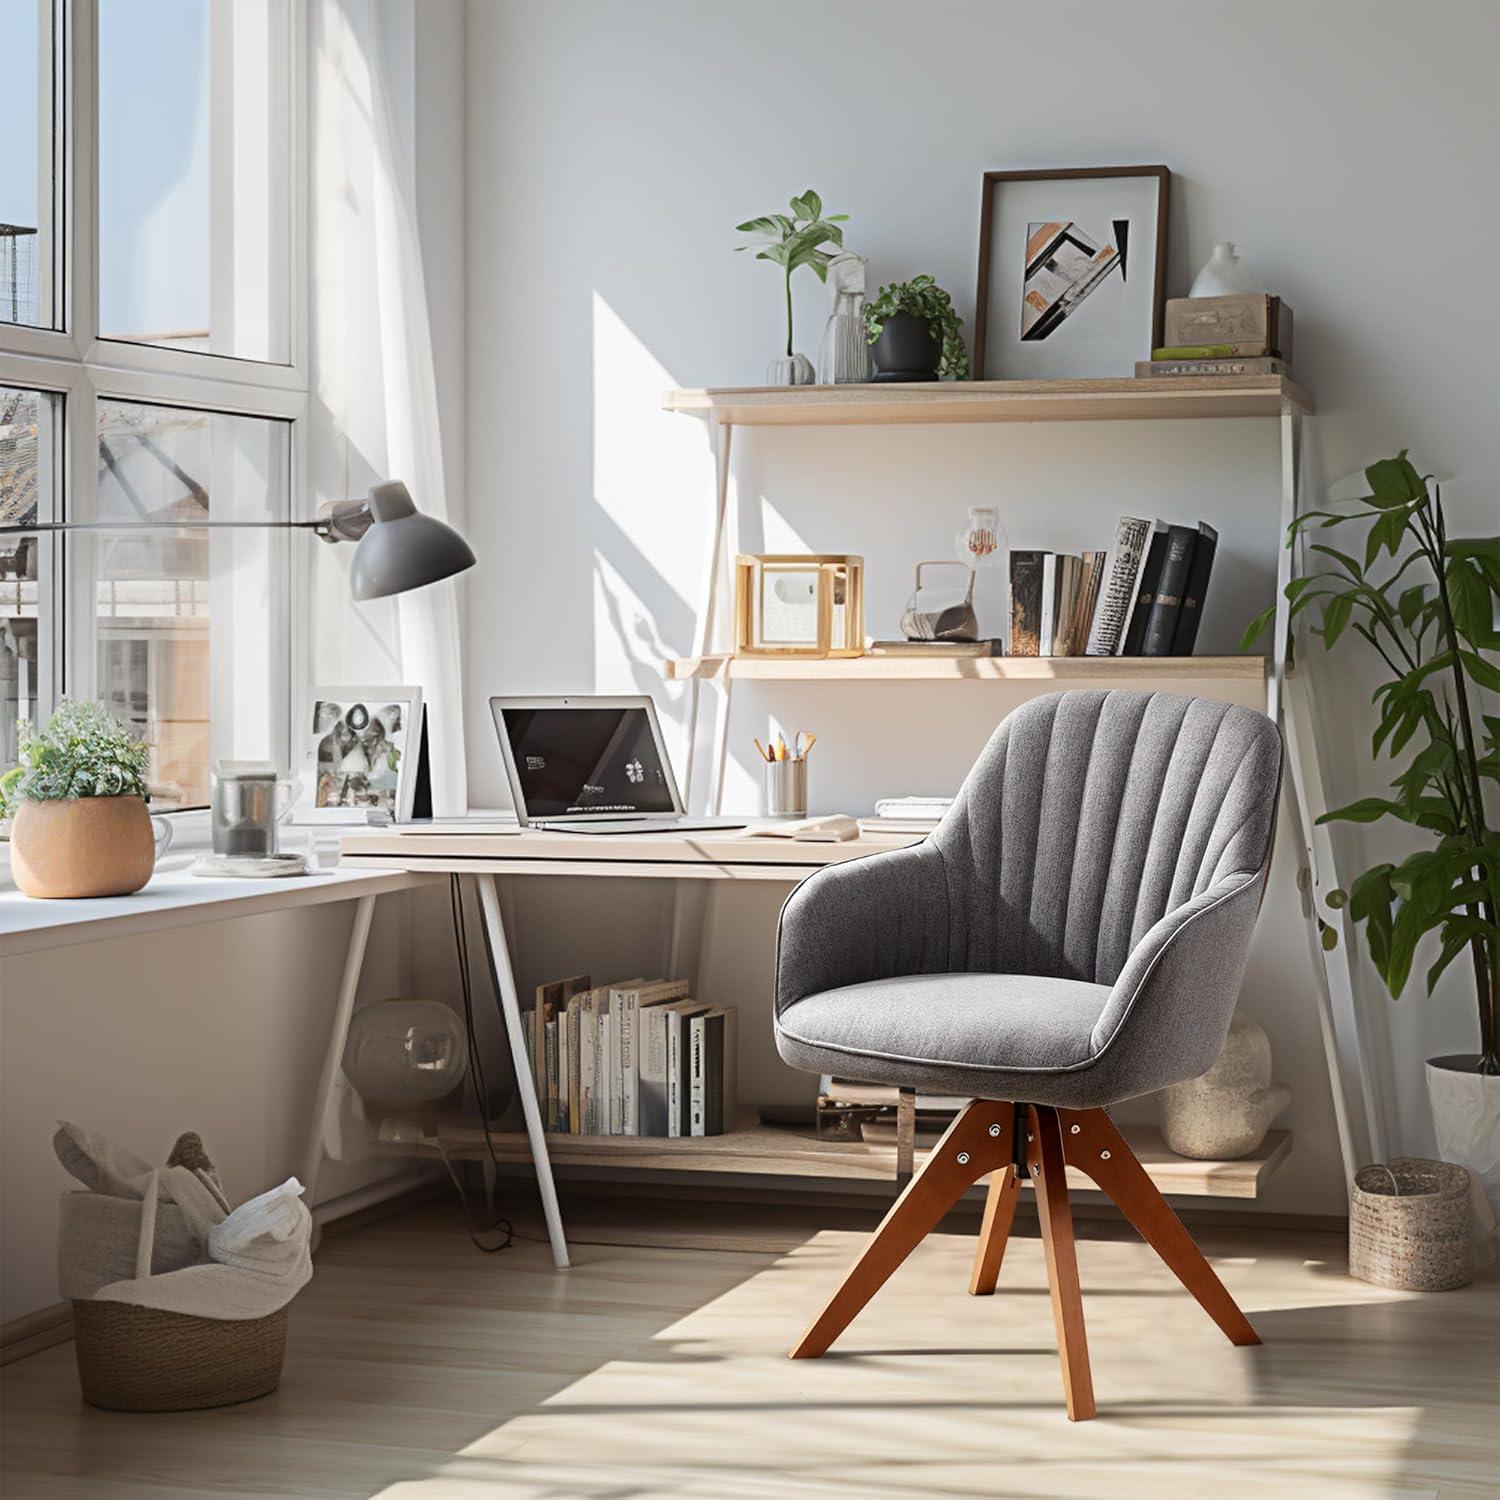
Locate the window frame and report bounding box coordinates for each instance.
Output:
[0,0,311,794]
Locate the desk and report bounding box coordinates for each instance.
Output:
[337,825,924,1269]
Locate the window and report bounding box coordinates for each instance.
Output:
[0,1,305,810]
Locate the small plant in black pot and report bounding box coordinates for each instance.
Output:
[865,275,969,382]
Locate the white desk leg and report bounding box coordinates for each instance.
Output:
[302,893,377,1209]
[476,873,570,1269]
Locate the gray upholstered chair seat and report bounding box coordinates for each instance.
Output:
[777,972,1112,1097]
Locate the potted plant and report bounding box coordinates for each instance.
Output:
[865,275,969,382]
[734,189,848,386]
[1,700,167,899]
[1244,452,1499,1219]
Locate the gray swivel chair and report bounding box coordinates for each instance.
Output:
[775,690,1283,1420]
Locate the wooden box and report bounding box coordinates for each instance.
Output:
[734,554,864,659]
[1163,294,1293,360]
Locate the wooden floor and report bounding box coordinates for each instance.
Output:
[3,1193,1496,1499]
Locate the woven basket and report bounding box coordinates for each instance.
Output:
[1349,1156,1473,1292]
[71,1300,288,1411]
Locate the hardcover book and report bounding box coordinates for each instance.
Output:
[1009,550,1046,656]
[1049,554,1084,656]
[1087,517,1151,656]
[1140,524,1199,656]
[666,1001,710,1139]
[1170,522,1219,655]
[613,978,690,1135]
[532,974,589,1105]
[689,1007,737,1137]
[1121,523,1168,656]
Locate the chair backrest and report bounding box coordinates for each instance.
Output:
[931,690,1283,986]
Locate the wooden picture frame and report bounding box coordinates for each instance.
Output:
[973,166,1170,381]
[733,554,865,659]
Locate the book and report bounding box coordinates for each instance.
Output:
[1140,523,1199,656]
[544,1017,559,1131]
[1086,517,1151,655]
[665,1001,710,1138]
[1137,357,1289,378]
[578,983,607,1133]
[565,992,585,1131]
[532,974,588,1107]
[858,817,941,834]
[1038,554,1060,656]
[744,815,858,842]
[1121,523,1168,656]
[557,1006,571,1132]
[1009,550,1046,656]
[874,796,953,820]
[1170,522,1219,655]
[1072,549,1108,656]
[640,998,686,1137]
[1050,553,1084,655]
[612,978,689,1135]
[689,1007,737,1137]
[867,639,1001,657]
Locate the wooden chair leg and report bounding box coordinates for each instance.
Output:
[968,1165,1020,1296]
[1029,1105,1096,1421]
[1062,1107,1260,1347]
[791,1099,1012,1359]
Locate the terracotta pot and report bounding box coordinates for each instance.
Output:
[10,796,160,899]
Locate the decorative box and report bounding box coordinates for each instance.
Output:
[1162,293,1294,361]
[733,554,864,659]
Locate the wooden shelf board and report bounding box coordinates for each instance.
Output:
[663,376,1312,427]
[664,653,1268,684]
[412,1119,1290,1201]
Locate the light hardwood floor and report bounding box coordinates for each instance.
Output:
[2,1194,1496,1499]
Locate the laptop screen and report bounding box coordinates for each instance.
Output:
[495,703,678,819]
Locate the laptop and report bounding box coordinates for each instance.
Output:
[490,695,746,834]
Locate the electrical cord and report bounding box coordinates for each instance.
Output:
[446,874,514,1253]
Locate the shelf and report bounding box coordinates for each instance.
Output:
[411,1118,1291,1201]
[664,653,1268,684]
[663,376,1312,427]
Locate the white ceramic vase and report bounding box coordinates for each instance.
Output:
[1188,241,1258,298]
[767,352,815,386]
[1160,1012,1290,1159]
[1427,1055,1500,1265]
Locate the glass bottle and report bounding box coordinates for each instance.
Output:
[955,505,1010,650]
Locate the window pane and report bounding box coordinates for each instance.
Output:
[1,386,60,771]
[97,0,290,362]
[0,0,59,330]
[93,400,290,808]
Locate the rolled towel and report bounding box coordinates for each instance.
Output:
[209,1178,307,1264]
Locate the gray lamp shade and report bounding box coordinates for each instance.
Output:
[348,480,476,601]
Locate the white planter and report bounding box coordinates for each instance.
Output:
[767,352,815,386]
[1427,1054,1500,1265]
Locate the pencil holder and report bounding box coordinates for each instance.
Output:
[763,759,808,818]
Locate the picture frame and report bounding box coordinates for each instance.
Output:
[293,685,425,823]
[973,166,1170,381]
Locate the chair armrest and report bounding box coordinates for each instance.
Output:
[1085,868,1268,1098]
[775,842,948,1016]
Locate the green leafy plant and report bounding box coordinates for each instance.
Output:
[0,700,151,818]
[865,275,969,380]
[734,189,848,356]
[1243,452,1500,1071]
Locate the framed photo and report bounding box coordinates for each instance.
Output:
[973,166,1170,380]
[294,686,424,822]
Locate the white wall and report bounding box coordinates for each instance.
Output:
[461,0,1500,1213]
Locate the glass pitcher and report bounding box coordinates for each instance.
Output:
[211,762,296,857]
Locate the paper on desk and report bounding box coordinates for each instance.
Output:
[745,815,859,843]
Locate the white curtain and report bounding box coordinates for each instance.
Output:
[308,0,468,815]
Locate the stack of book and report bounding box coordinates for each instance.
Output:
[1136,293,1294,380]
[857,796,953,835]
[1010,515,1218,658]
[524,975,736,1138]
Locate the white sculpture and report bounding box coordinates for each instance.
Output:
[1160,1011,1290,1159]
[1188,241,1258,298]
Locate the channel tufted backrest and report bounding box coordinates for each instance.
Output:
[931,691,1282,987]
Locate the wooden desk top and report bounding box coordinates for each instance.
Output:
[338,824,927,881]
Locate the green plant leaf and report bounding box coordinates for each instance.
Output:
[1462,649,1500,692]
[1365,452,1426,509]
[1318,797,1404,825]
[1321,593,1354,646]
[1240,605,1276,649]
[1447,556,1500,646]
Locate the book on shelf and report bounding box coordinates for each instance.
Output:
[666,1001,711,1138]
[612,978,690,1135]
[1086,516,1152,655]
[867,639,1001,657]
[689,1007,737,1137]
[1170,522,1218,654]
[531,973,589,1118]
[1120,522,1169,656]
[1137,356,1289,378]
[1140,523,1198,656]
[1009,549,1046,657]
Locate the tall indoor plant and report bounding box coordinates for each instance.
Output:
[1244,452,1499,1208]
[1,700,167,898]
[734,189,848,386]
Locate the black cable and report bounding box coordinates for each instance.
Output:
[447,874,514,1253]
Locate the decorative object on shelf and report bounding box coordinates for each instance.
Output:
[1,700,171,899]
[1244,450,1500,1244]
[755,731,814,818]
[733,554,864,658]
[1159,1012,1290,1159]
[955,504,1009,647]
[865,275,968,381]
[1349,1157,1473,1292]
[900,561,978,642]
[210,762,295,858]
[55,1122,311,1410]
[190,852,308,879]
[1163,293,1293,362]
[816,251,871,385]
[294,686,425,823]
[1188,241,1258,297]
[973,165,1169,379]
[734,188,848,387]
[342,998,469,1109]
[1137,356,1290,379]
